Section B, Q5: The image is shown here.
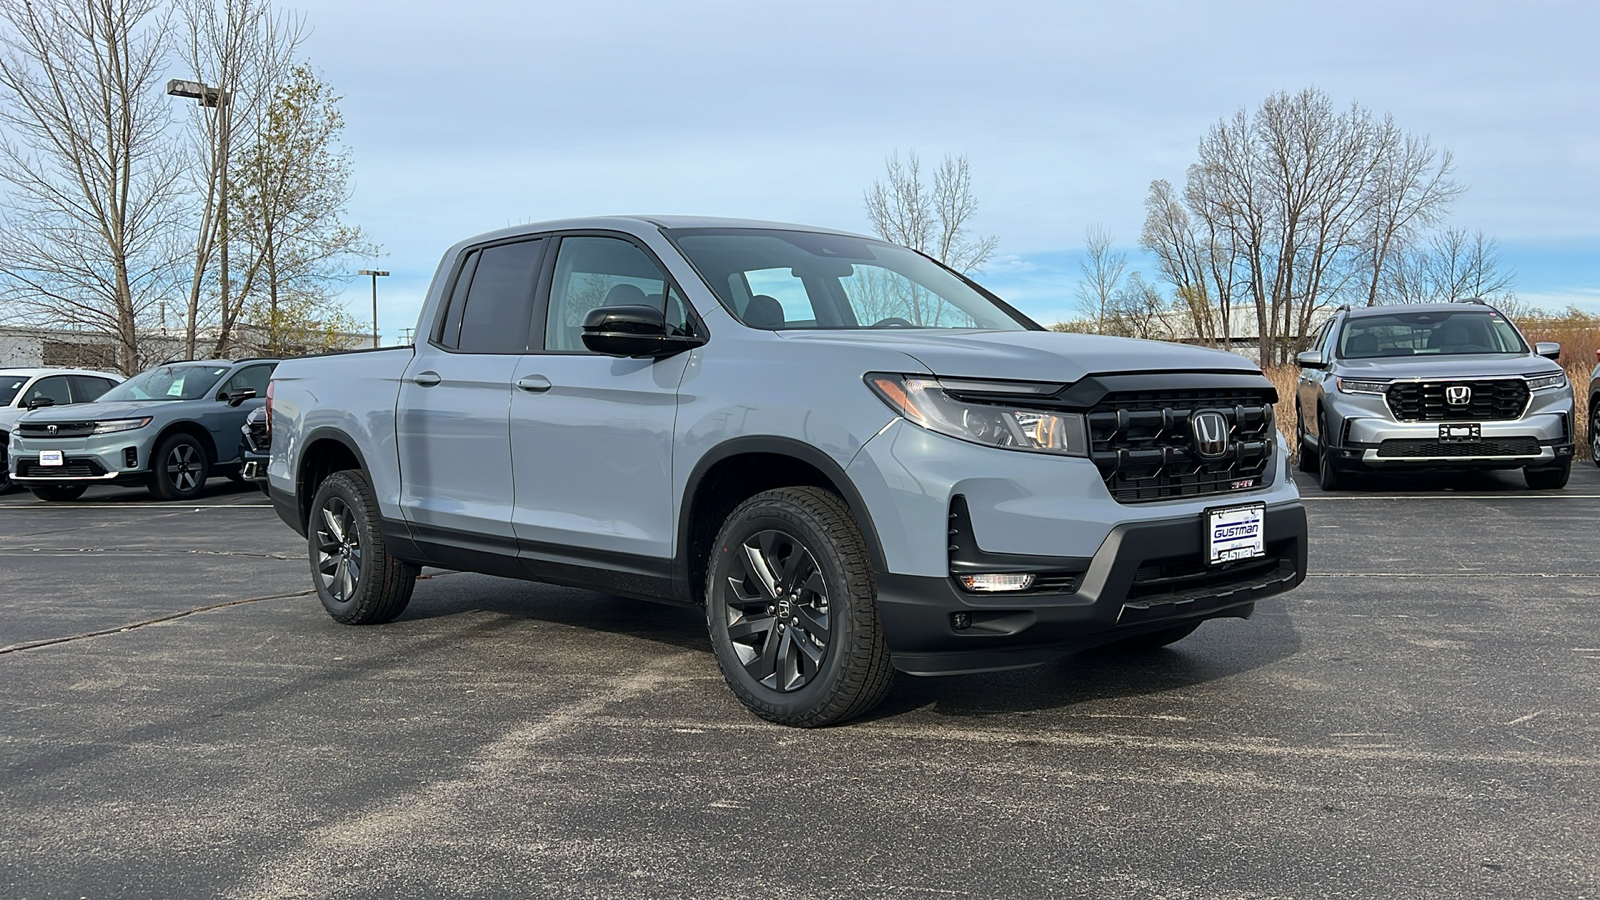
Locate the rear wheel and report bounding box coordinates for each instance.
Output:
[149,434,210,501]
[309,470,417,624]
[706,486,894,727]
[1524,458,1571,490]
[29,484,87,502]
[1295,405,1316,473]
[1317,411,1343,491]
[1103,621,1202,652]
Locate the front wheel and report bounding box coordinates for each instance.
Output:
[1590,403,1599,468]
[149,433,210,501]
[1524,458,1571,490]
[308,470,417,624]
[1295,406,1316,473]
[30,484,87,502]
[706,486,894,727]
[1317,411,1343,491]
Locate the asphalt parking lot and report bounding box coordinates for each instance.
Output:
[2,467,1598,899]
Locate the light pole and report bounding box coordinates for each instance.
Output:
[358,270,389,347]
[168,79,230,358]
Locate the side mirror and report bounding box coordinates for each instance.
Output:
[581,305,700,358]
[26,396,55,410]
[225,387,258,407]
[1294,351,1324,369]
[1534,341,1561,361]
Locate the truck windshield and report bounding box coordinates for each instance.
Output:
[1337,311,1528,359]
[668,228,1035,331]
[98,364,231,402]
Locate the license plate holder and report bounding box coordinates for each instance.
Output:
[39,449,63,467]
[1206,502,1265,566]
[1438,423,1481,442]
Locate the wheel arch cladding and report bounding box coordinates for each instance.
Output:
[680,438,886,605]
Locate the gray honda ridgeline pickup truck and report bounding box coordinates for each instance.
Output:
[267,216,1308,726]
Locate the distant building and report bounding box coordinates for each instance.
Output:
[0,324,377,372]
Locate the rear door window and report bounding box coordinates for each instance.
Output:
[68,376,117,402]
[454,240,546,354]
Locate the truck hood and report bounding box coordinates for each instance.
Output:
[775,329,1260,382]
[1334,353,1561,380]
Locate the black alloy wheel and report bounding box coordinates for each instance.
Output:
[149,433,209,501]
[1591,404,1600,468]
[1523,458,1571,490]
[307,470,416,624]
[707,486,894,727]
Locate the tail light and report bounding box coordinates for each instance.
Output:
[264,380,274,440]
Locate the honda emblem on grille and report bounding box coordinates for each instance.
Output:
[1190,410,1231,459]
[1445,385,1472,406]
[46,424,57,435]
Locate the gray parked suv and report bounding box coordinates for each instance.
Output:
[267,216,1308,726]
[1294,301,1576,490]
[9,358,277,501]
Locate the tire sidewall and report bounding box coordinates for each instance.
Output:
[706,495,867,718]
[1590,404,1599,468]
[308,472,380,622]
[1317,410,1341,490]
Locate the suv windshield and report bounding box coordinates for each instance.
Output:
[669,228,1034,331]
[99,364,231,402]
[1337,310,1528,359]
[0,374,26,407]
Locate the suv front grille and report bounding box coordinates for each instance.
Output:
[1376,437,1541,458]
[18,457,107,478]
[1087,389,1275,503]
[1384,380,1529,421]
[17,421,97,438]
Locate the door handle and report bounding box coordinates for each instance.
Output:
[412,371,442,387]
[515,375,552,393]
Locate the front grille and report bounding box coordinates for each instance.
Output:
[1087,389,1275,503]
[1376,437,1541,458]
[19,457,107,478]
[1385,380,1529,422]
[1118,560,1298,624]
[17,421,97,437]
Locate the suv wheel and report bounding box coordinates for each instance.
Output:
[706,486,894,727]
[1295,405,1316,473]
[149,434,209,501]
[309,470,417,624]
[1317,411,1342,491]
[1524,458,1571,490]
[1590,403,1600,468]
[30,484,87,502]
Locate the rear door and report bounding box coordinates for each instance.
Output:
[397,238,546,546]
[508,233,694,565]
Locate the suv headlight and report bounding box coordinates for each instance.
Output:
[91,417,152,435]
[865,373,1088,457]
[1526,373,1567,392]
[1336,378,1390,395]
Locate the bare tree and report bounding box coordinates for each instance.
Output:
[1104,273,1177,341]
[864,150,997,274]
[1384,228,1515,306]
[1074,225,1126,332]
[1358,121,1461,306]
[172,0,304,358]
[1140,180,1231,347]
[0,0,185,373]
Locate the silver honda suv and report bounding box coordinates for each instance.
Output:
[1294,300,1576,490]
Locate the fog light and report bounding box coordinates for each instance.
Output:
[951,612,971,631]
[957,573,1035,592]
[123,446,138,468]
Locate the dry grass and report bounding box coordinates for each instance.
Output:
[1262,363,1593,462]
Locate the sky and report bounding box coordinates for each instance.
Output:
[299,0,1600,341]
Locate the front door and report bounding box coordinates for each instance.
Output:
[509,234,694,565]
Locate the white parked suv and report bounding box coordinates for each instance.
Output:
[0,367,124,492]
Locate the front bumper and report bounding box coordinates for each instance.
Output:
[879,500,1308,674]
[1337,413,1572,468]
[7,433,153,483]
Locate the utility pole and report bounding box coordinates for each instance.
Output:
[358,270,389,347]
[167,78,231,359]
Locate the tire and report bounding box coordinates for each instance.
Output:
[1317,410,1343,491]
[1296,406,1316,473]
[308,470,417,624]
[149,433,210,501]
[1524,458,1571,490]
[1103,621,1202,652]
[29,484,87,502]
[1590,402,1599,468]
[706,486,894,727]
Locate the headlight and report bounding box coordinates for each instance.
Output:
[1336,378,1389,394]
[1526,373,1567,391]
[865,373,1088,457]
[90,417,152,435]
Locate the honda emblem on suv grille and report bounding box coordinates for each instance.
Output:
[1445,385,1472,406]
[46,424,57,435]
[1190,410,1230,459]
